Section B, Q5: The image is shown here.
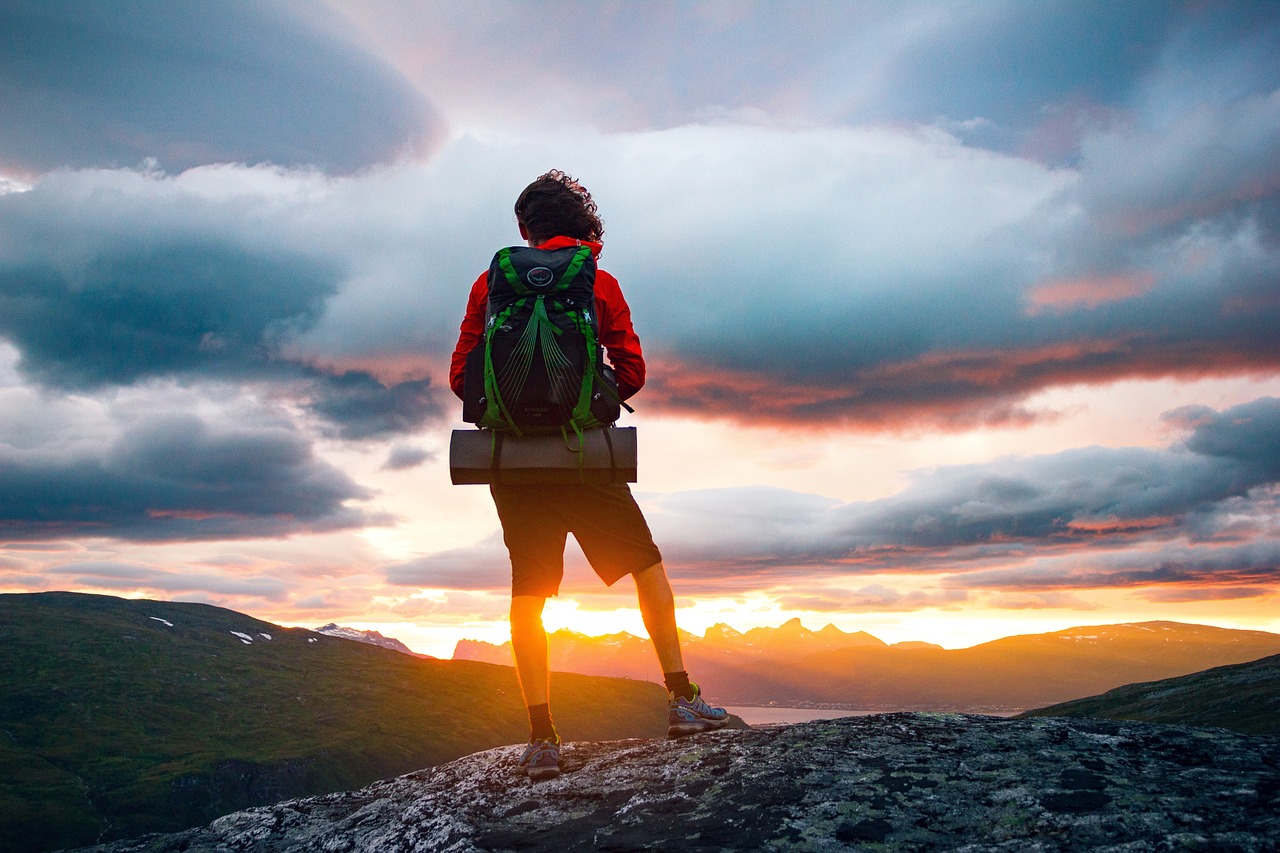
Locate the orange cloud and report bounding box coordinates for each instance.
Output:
[1064,516,1176,535]
[1025,272,1156,314]
[1139,585,1274,602]
[287,352,439,386]
[147,509,256,521]
[642,334,1275,430]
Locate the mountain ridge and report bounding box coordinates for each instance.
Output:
[313,622,428,656]
[454,619,1280,711]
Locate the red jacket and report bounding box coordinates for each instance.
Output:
[449,236,646,400]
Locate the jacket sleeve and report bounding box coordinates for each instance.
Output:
[449,273,489,399]
[594,270,646,399]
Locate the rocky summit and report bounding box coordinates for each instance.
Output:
[74,713,1280,852]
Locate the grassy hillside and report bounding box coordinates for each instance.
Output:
[0,592,667,853]
[1017,653,1280,735]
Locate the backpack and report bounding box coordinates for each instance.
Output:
[461,245,627,435]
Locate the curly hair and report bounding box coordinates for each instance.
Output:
[514,170,604,244]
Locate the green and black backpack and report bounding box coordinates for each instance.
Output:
[462,245,627,435]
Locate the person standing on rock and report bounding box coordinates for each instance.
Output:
[450,170,729,780]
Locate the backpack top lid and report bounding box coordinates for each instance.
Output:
[488,245,596,310]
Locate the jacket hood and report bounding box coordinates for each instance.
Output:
[534,235,603,257]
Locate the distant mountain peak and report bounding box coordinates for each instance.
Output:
[705,623,741,639]
[313,624,424,657]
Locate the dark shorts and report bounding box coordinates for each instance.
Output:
[490,483,663,598]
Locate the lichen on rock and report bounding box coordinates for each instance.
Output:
[72,713,1280,852]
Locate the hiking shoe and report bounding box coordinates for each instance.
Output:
[668,683,730,738]
[518,735,562,780]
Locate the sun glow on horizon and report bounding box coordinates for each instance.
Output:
[328,585,1280,659]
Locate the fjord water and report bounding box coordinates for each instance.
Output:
[724,706,1020,725]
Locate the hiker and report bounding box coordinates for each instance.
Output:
[449,170,728,780]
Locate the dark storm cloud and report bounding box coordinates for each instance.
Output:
[0,414,377,541]
[0,241,337,387]
[307,372,439,440]
[2,2,1275,440]
[1169,396,1280,476]
[0,0,442,173]
[536,3,1278,430]
[0,175,446,438]
[636,236,1280,429]
[952,540,1280,596]
[836,398,1280,555]
[591,62,1280,430]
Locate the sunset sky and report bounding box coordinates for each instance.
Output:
[2,1,1278,657]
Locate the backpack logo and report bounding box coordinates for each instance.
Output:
[525,267,554,288]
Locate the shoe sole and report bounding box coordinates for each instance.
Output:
[524,763,560,778]
[667,718,730,738]
[525,765,561,781]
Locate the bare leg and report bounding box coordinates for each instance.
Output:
[634,562,685,674]
[510,594,550,707]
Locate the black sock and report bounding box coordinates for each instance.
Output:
[527,704,557,741]
[664,670,695,700]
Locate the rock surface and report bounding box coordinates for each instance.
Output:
[71,713,1280,852]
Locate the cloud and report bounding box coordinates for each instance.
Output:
[383,538,511,591]
[382,444,433,471]
[585,121,1275,430]
[307,372,438,440]
[1025,272,1157,314]
[774,584,968,613]
[1079,89,1280,238]
[328,0,1241,153]
[0,412,378,541]
[1140,586,1273,603]
[0,165,448,438]
[411,398,1280,597]
[5,112,1277,435]
[986,592,1104,611]
[386,591,507,622]
[0,0,442,174]
[640,398,1280,577]
[367,398,1280,602]
[1168,396,1280,475]
[0,239,337,387]
[953,539,1280,596]
[44,559,290,599]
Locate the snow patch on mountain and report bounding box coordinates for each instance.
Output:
[314,624,424,657]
